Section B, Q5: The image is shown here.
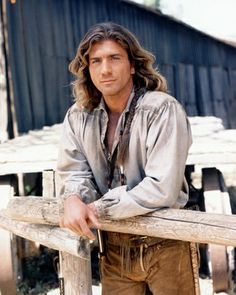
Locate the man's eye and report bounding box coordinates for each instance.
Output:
[91,59,100,64]
[112,56,120,60]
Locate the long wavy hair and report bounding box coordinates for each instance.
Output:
[69,22,167,110]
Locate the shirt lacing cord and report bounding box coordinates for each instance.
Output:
[140,243,146,272]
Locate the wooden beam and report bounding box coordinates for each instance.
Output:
[0,179,16,295]
[0,161,57,176]
[0,10,8,143]
[0,212,90,259]
[202,167,231,293]
[42,170,92,295]
[1,0,18,138]
[3,196,236,247]
[59,251,92,295]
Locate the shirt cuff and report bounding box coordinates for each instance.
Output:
[93,199,106,218]
[62,191,82,202]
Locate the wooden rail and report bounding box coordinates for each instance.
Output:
[0,212,90,259]
[2,196,236,247]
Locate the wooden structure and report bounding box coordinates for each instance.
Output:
[0,177,234,294]
[2,193,236,248]
[202,167,232,293]
[0,167,234,294]
[0,117,236,180]
[2,0,236,137]
[0,14,8,143]
[0,178,16,295]
[42,170,92,295]
[0,116,236,294]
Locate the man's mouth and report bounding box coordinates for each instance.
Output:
[100,80,116,83]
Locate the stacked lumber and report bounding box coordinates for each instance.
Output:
[0,116,235,185]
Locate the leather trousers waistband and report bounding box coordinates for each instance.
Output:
[104,231,167,248]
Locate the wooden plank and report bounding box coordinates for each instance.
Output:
[196,66,213,116]
[228,69,236,128]
[0,212,90,259]
[43,170,92,295]
[5,0,33,133]
[0,179,16,295]
[176,64,198,116]
[210,67,229,126]
[42,170,55,198]
[0,14,8,143]
[0,161,57,176]
[202,167,231,293]
[1,0,18,138]
[187,153,236,165]
[60,251,92,295]
[4,196,236,247]
[21,0,46,129]
[160,64,175,96]
[185,64,198,116]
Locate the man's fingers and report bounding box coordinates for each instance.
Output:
[79,218,96,240]
[60,217,83,236]
[67,223,83,236]
[88,211,101,229]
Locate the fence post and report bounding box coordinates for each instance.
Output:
[202,167,232,293]
[0,177,17,295]
[43,170,92,295]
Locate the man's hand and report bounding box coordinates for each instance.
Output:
[59,195,101,240]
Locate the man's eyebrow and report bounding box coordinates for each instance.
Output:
[110,53,122,57]
[89,56,100,60]
[90,53,122,59]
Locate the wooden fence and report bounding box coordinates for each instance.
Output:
[0,169,235,294]
[0,199,236,294]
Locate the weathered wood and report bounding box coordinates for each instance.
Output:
[0,179,16,295]
[59,251,92,295]
[43,170,92,295]
[6,196,60,224]
[4,196,236,247]
[43,170,55,198]
[1,0,18,138]
[0,212,90,259]
[0,117,236,186]
[0,161,57,176]
[202,167,231,293]
[0,13,8,143]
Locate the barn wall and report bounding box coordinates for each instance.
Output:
[5,0,236,132]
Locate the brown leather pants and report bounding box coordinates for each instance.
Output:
[100,232,199,295]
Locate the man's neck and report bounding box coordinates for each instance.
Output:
[103,82,133,114]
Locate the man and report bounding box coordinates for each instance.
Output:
[57,22,198,295]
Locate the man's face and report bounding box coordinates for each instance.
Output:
[88,39,135,99]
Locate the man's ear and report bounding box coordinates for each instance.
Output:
[131,66,135,74]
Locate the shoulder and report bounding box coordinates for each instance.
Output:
[67,103,84,116]
[63,103,93,133]
[138,91,184,114]
[65,102,92,121]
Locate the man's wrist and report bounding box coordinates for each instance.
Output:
[63,193,82,203]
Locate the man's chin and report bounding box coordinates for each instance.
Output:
[99,88,119,97]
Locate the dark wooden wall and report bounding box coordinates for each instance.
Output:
[5,0,236,133]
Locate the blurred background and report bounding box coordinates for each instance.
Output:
[1,0,236,141]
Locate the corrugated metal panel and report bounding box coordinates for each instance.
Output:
[6,0,236,133]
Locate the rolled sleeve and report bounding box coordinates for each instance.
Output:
[57,110,98,204]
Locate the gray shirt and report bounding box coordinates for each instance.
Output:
[57,90,192,219]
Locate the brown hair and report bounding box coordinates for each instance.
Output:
[69,22,167,110]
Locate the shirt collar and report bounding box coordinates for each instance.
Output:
[96,87,135,114]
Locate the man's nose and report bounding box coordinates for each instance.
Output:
[101,60,111,75]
